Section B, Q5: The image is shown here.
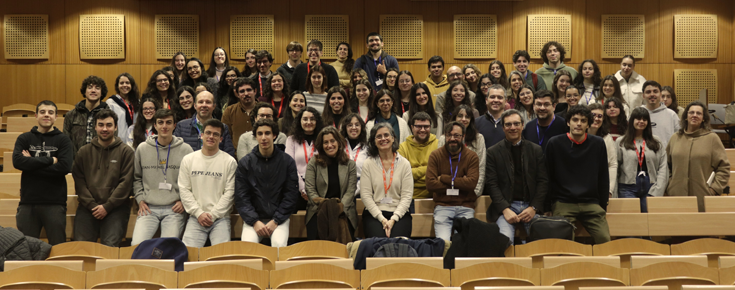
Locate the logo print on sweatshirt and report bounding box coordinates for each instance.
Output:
[111,160,118,163]
[650,122,657,128]
[29,142,58,158]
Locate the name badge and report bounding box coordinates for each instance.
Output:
[375,79,384,86]
[447,189,460,196]
[159,182,173,190]
[380,197,393,204]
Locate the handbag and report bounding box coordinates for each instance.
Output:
[527,216,576,242]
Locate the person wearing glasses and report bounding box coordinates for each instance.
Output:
[237,102,288,161]
[178,119,237,247]
[180,58,209,90]
[486,109,547,245]
[397,112,439,200]
[129,98,162,149]
[252,50,274,99]
[426,121,480,241]
[215,67,241,113]
[222,78,257,149]
[290,40,340,92]
[174,91,235,157]
[277,41,303,85]
[395,71,415,115]
[521,90,568,154]
[435,66,477,116]
[437,105,486,197]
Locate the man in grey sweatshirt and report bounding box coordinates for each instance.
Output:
[132,109,193,245]
[641,80,680,148]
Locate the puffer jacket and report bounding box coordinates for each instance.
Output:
[63,100,110,157]
[0,226,51,271]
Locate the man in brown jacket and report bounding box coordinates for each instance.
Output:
[72,109,135,247]
[426,121,480,241]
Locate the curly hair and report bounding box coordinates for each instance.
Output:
[80,75,108,100]
[340,112,367,148]
[114,72,140,111]
[291,107,324,144]
[442,81,472,122]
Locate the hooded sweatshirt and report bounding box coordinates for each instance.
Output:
[423,75,449,105]
[134,135,194,206]
[72,136,135,212]
[13,126,73,205]
[535,63,578,89]
[397,134,439,198]
[64,100,110,157]
[645,103,680,149]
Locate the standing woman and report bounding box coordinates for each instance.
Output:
[442,80,479,123]
[508,71,525,109]
[260,72,291,120]
[366,90,411,144]
[360,123,413,238]
[488,60,511,97]
[587,103,618,197]
[322,87,352,129]
[437,105,486,196]
[403,82,442,136]
[463,64,482,93]
[604,97,628,141]
[174,86,196,122]
[552,70,573,114]
[395,71,415,116]
[279,91,307,136]
[616,107,668,211]
[180,58,209,89]
[304,126,358,240]
[331,42,354,92]
[574,59,602,106]
[285,107,325,210]
[242,49,258,78]
[206,47,230,81]
[170,52,187,84]
[143,70,176,110]
[216,67,242,113]
[515,84,536,124]
[107,72,140,143]
[615,55,647,108]
[559,78,581,117]
[304,65,329,114]
[667,101,730,212]
[474,74,496,116]
[341,113,370,195]
[351,79,374,123]
[661,86,685,119]
[384,68,399,93]
[600,75,630,118]
[128,98,161,149]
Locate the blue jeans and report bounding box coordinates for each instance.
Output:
[131,204,187,245]
[496,201,538,245]
[182,216,231,247]
[618,175,652,213]
[434,205,475,241]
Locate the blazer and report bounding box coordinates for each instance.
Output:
[304,158,358,231]
[485,139,548,222]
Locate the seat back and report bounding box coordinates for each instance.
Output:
[450,261,540,290]
[198,241,277,270]
[96,259,175,271]
[47,241,119,271]
[366,257,443,269]
[2,104,36,124]
[86,264,177,290]
[593,238,670,268]
[0,265,85,290]
[454,257,532,269]
[120,244,199,261]
[514,239,592,268]
[630,261,719,290]
[720,265,735,285]
[278,240,348,260]
[185,259,263,271]
[630,255,709,268]
[362,263,450,290]
[6,116,65,132]
[270,263,360,289]
[608,198,642,213]
[178,264,269,290]
[704,196,735,212]
[4,260,83,271]
[647,196,699,213]
[542,256,620,268]
[671,238,735,267]
[540,262,629,290]
[275,258,353,270]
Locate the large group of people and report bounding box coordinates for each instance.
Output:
[10,34,730,248]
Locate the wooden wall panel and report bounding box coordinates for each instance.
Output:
[139,0,215,65]
[512,0,587,65]
[64,0,141,64]
[290,0,365,64]
[64,64,141,104]
[659,64,732,103]
[0,0,66,64]
[14,65,67,105]
[585,0,660,64]
[363,0,437,66]
[658,0,733,64]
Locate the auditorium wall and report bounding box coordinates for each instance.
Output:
[0,0,733,111]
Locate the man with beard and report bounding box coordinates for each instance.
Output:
[425,121,480,241]
[397,112,439,199]
[535,41,578,88]
[237,102,288,160]
[435,66,477,115]
[486,109,547,244]
[175,91,235,157]
[222,78,257,149]
[522,90,569,153]
[72,109,135,246]
[353,32,399,92]
[476,84,507,148]
[290,39,340,92]
[251,50,274,98]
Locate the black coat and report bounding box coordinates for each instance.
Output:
[443,218,509,269]
[485,139,548,222]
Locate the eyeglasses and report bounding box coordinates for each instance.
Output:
[535,102,553,108]
[238,88,254,94]
[375,133,392,140]
[480,82,492,87]
[301,117,316,122]
[225,75,238,79]
[307,48,320,53]
[592,113,604,119]
[203,131,221,138]
[156,79,169,83]
[347,123,360,128]
[447,134,463,140]
[503,122,523,128]
[412,125,430,130]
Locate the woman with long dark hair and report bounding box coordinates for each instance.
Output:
[384,68,399,93]
[142,70,176,110]
[587,103,617,197]
[395,70,415,116]
[242,49,258,77]
[304,126,358,240]
[351,79,374,123]
[260,72,291,120]
[616,107,667,212]
[603,97,628,141]
[173,85,196,121]
[128,97,161,149]
[488,60,510,97]
[508,71,525,109]
[279,91,307,136]
[216,66,242,112]
[661,86,684,119]
[331,42,355,92]
[304,65,329,114]
[322,87,351,129]
[441,81,478,123]
[403,82,441,136]
[515,84,535,124]
[552,70,573,114]
[107,72,140,143]
[437,104,486,196]
[170,52,187,84]
[285,107,324,210]
[463,64,482,93]
[366,90,410,144]
[474,73,497,116]
[574,59,602,106]
[340,112,369,196]
[180,57,209,89]
[206,47,230,81]
[600,75,630,118]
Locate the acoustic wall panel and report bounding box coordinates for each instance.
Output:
[601,15,644,59]
[527,14,571,59]
[79,14,125,59]
[674,69,718,104]
[380,15,423,59]
[674,14,717,59]
[230,15,274,59]
[305,15,349,60]
[3,14,49,59]
[155,15,199,59]
[454,15,497,59]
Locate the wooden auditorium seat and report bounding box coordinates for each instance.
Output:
[46,241,119,271]
[541,256,621,268]
[579,286,667,290]
[96,259,175,271]
[514,239,592,268]
[704,196,735,212]
[540,262,629,290]
[274,258,353,270]
[683,286,735,290]
[197,241,278,270]
[2,152,17,173]
[366,257,444,269]
[647,196,699,213]
[119,243,199,261]
[720,265,735,285]
[630,255,709,268]
[630,262,719,290]
[475,287,561,290]
[593,238,671,268]
[3,260,83,271]
[361,263,450,290]
[450,261,540,290]
[0,264,85,290]
[2,103,36,124]
[277,240,348,260]
[185,259,263,270]
[269,263,360,288]
[671,238,735,267]
[721,256,735,268]
[453,257,533,269]
[56,103,75,117]
[607,198,642,213]
[177,264,269,290]
[86,264,177,290]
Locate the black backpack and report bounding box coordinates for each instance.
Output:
[528,216,576,242]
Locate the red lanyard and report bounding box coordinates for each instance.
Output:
[401,102,408,114]
[381,153,396,194]
[258,76,264,98]
[566,133,587,145]
[302,141,314,163]
[345,145,361,162]
[635,140,646,168]
[121,97,134,119]
[271,97,284,118]
[307,61,322,75]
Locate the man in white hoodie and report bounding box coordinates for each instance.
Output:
[178,119,237,247]
[132,109,193,245]
[642,80,680,148]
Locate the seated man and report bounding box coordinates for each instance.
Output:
[178,119,237,247]
[486,109,548,244]
[397,112,438,199]
[236,102,288,160]
[235,119,299,247]
[545,105,610,244]
[425,121,480,241]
